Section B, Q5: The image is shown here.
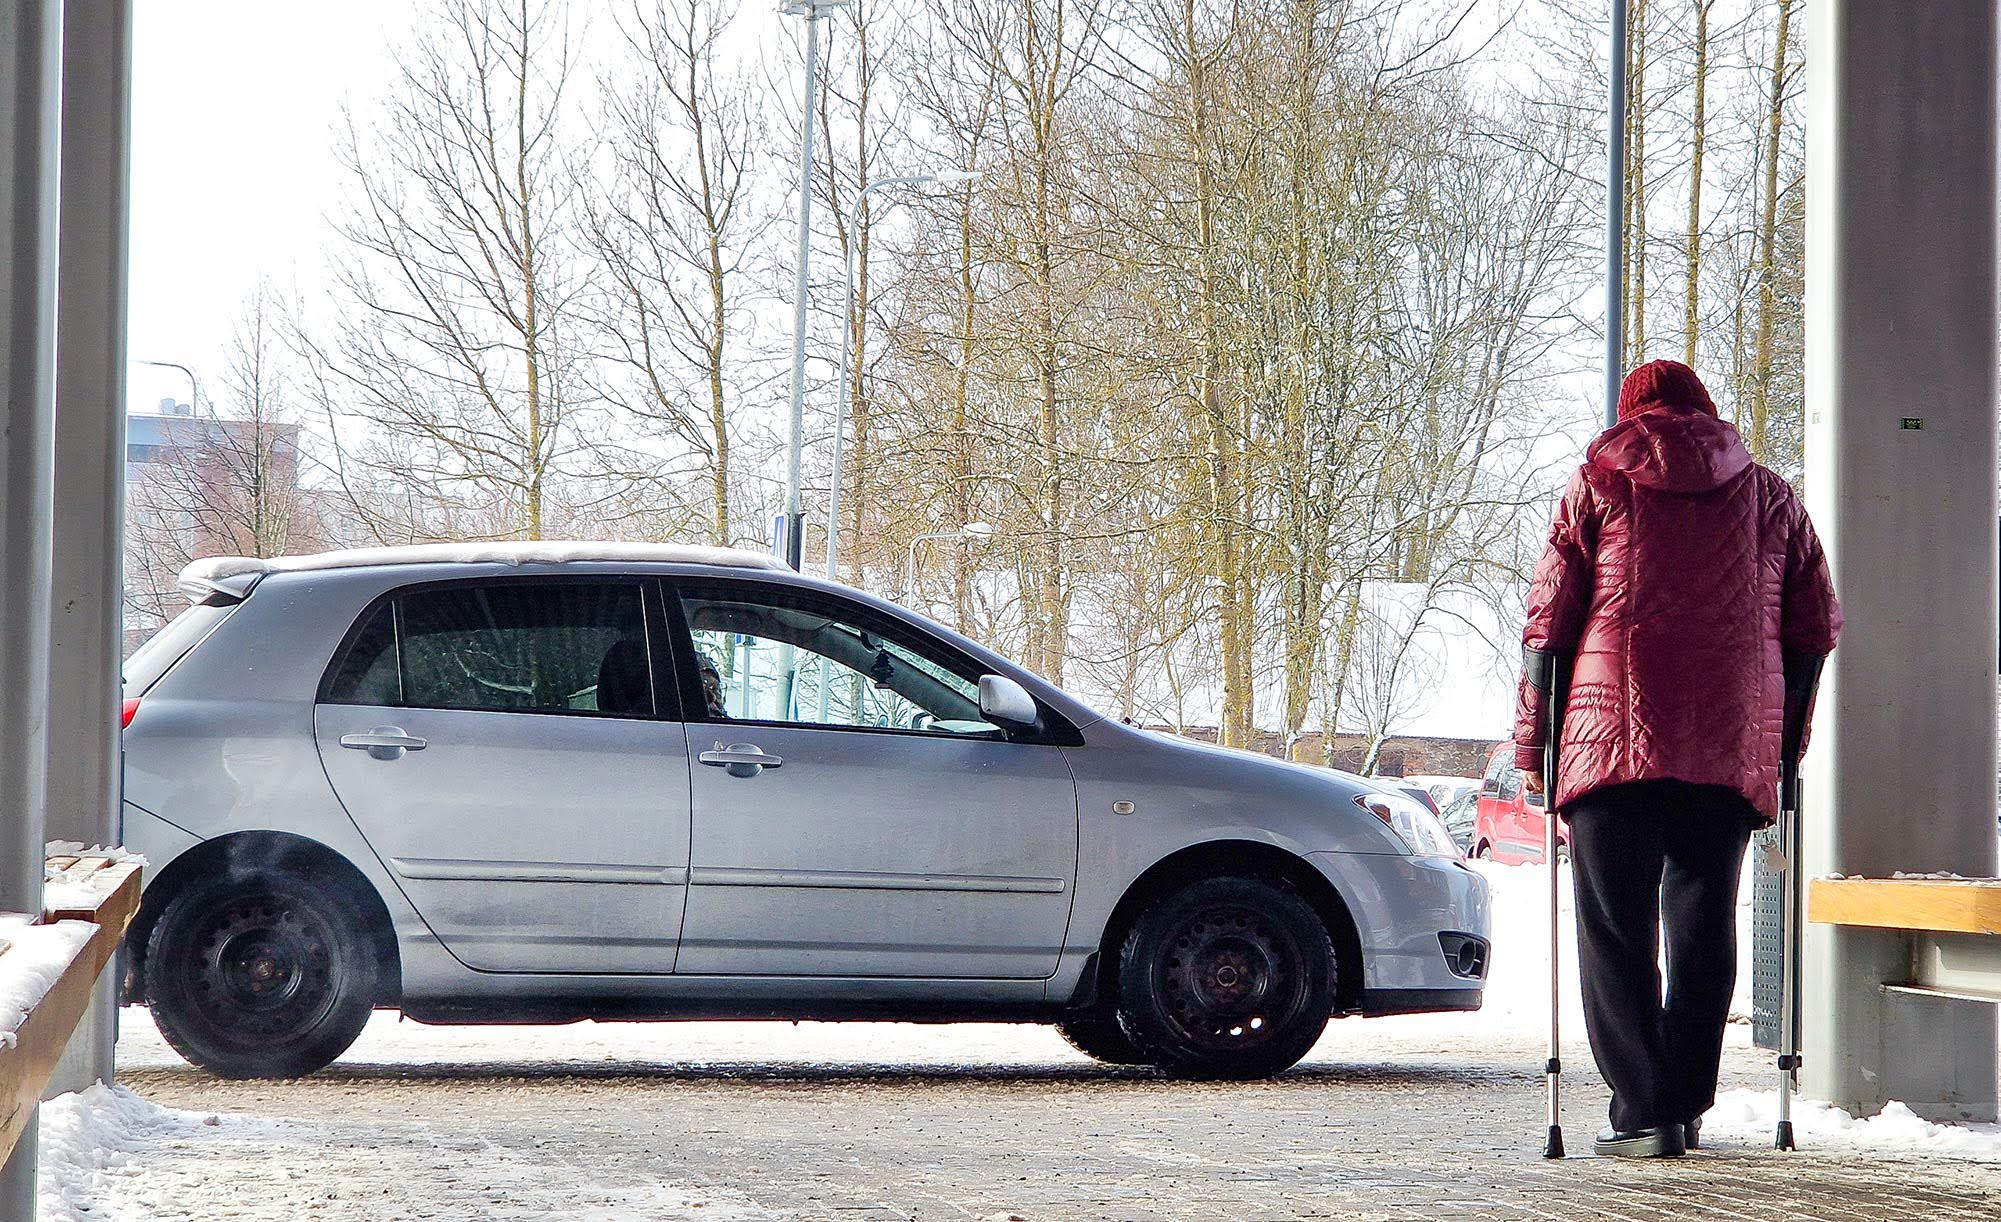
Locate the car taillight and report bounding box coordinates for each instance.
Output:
[120,697,140,729]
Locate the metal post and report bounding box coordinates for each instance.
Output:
[1802,0,1999,1123]
[47,0,133,1095]
[0,0,64,1211]
[780,5,830,571]
[824,172,977,580]
[1605,0,1627,428]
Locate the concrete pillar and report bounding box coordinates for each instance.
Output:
[45,0,133,1095]
[0,0,64,1212]
[1802,0,2000,1122]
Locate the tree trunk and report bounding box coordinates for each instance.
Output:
[1683,0,1710,367]
[1750,0,1794,460]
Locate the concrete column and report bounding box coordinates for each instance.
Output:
[45,0,133,1095]
[0,0,64,1212]
[1802,0,2000,1122]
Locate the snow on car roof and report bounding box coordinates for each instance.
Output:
[180,541,787,593]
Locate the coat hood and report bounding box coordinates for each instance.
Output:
[1586,407,1753,493]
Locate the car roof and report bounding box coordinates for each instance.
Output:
[178,541,786,600]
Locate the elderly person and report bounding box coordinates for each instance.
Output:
[1514,360,1841,1158]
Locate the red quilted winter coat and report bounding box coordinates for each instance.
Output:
[1512,362,1841,824]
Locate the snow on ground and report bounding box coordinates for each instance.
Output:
[37,1077,771,1221]
[1704,1089,2001,1161]
[0,917,95,1049]
[37,1085,247,1221]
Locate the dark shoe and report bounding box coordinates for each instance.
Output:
[1593,1126,1687,1159]
[1683,1117,1702,1150]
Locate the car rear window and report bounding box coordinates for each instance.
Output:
[124,603,236,695]
[321,581,655,718]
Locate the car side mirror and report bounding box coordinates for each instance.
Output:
[978,674,1040,731]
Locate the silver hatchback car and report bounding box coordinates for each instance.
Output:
[119,543,1489,1079]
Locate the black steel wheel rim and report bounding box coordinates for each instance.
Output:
[1154,901,1310,1053]
[185,892,339,1041]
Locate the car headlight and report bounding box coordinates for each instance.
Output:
[1354,791,1461,859]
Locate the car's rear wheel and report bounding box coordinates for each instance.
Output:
[145,868,377,1079]
[1115,877,1335,1079]
[1056,1012,1149,1065]
[1474,842,1493,860]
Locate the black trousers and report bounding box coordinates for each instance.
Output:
[1565,779,1757,1132]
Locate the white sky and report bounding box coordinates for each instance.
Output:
[128,0,416,414]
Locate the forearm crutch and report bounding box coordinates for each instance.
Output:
[1775,652,1823,1152]
[1526,646,1573,1159]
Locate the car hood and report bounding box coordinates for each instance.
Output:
[1102,723,1409,851]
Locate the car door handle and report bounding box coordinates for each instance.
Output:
[340,728,428,760]
[699,744,783,778]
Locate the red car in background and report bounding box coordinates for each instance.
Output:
[1470,743,1567,864]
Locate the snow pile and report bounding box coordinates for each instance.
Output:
[1703,1089,2001,1161]
[46,841,147,867]
[1889,871,2001,884]
[40,882,101,912]
[0,917,95,1049]
[36,1085,236,1221]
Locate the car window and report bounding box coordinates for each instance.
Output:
[676,585,998,737]
[1498,763,1523,801]
[1482,750,1506,794]
[322,582,653,718]
[125,602,236,694]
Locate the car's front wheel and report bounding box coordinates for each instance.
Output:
[145,868,378,1078]
[1115,876,1336,1079]
[1056,1012,1150,1065]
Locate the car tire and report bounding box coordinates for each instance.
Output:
[145,866,378,1079]
[1056,1012,1150,1065]
[1115,876,1336,1080]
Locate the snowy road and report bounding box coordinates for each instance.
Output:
[36,863,2001,1219]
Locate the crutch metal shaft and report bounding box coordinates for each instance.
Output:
[1528,646,1570,1159]
[1774,652,1822,1152]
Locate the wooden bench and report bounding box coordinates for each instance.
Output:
[1809,877,2001,1004]
[0,851,142,1165]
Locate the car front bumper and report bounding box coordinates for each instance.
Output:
[1308,850,1491,1002]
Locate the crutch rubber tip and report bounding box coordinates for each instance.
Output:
[1774,1120,1795,1151]
[1544,1126,1565,1159]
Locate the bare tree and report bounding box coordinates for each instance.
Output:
[127,288,327,631]
[312,0,592,542]
[587,0,765,545]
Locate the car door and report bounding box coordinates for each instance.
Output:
[1475,748,1507,856]
[313,577,690,974]
[1495,761,1530,862]
[669,578,1079,979]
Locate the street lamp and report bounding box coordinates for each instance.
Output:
[135,359,199,415]
[824,169,983,580]
[778,0,852,569]
[903,520,995,604]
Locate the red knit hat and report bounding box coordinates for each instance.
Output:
[1617,359,1718,422]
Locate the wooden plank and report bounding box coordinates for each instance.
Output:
[0,923,99,1162]
[44,860,141,927]
[0,858,144,1163]
[1809,878,2001,935]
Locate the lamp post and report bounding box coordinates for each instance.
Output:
[825,169,982,581]
[903,521,995,605]
[136,358,198,414]
[778,0,850,569]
